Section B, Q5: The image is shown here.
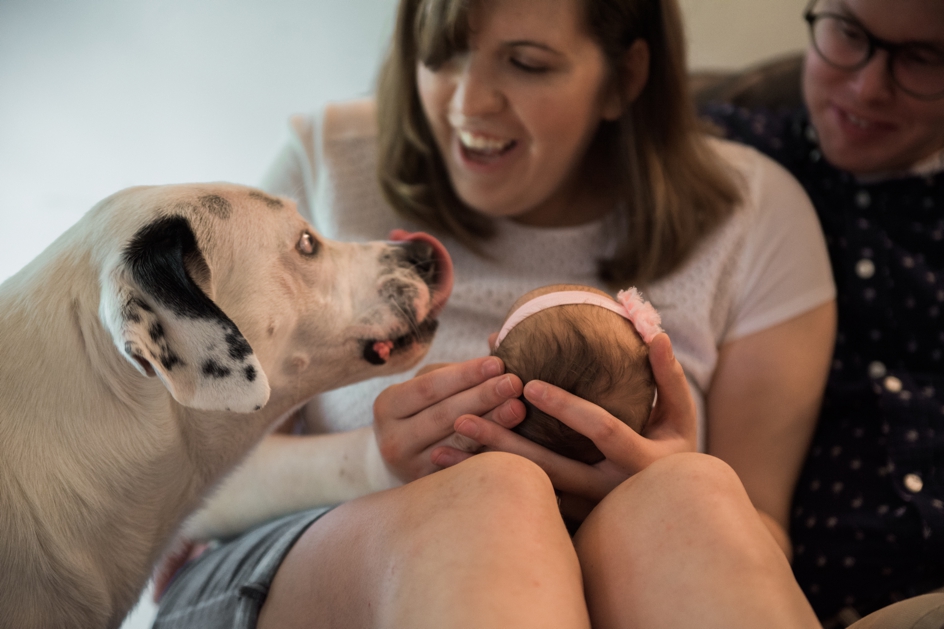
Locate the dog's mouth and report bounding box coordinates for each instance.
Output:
[361,318,440,365]
[360,231,453,366]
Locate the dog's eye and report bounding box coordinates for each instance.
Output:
[297,231,319,257]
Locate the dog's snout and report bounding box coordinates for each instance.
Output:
[397,240,437,286]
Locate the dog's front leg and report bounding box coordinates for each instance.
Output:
[183,426,398,540]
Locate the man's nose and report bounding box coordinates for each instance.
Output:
[849,49,895,103]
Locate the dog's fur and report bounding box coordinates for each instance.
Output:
[0,183,451,629]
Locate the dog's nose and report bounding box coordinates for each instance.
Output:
[398,240,437,286]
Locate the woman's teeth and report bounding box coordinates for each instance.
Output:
[458,130,514,155]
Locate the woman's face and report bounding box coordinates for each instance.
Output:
[416,0,625,227]
[803,0,944,176]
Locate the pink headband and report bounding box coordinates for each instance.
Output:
[494,288,664,348]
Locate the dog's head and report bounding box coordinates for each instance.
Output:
[95,183,453,413]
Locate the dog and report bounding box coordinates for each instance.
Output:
[0,183,453,629]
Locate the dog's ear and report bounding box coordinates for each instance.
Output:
[100,215,270,413]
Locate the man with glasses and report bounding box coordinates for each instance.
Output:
[702,0,944,626]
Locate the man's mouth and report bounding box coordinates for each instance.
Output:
[844,110,873,129]
[362,318,439,365]
[834,105,895,132]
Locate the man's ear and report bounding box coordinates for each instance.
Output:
[601,39,651,121]
[100,215,270,413]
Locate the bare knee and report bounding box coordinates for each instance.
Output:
[636,452,746,506]
[576,453,756,554]
[444,451,554,502]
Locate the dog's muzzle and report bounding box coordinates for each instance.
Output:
[361,231,454,365]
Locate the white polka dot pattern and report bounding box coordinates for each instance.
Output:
[703,102,944,624]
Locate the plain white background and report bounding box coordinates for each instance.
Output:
[0,1,806,627]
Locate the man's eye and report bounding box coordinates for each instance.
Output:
[840,26,865,42]
[901,46,944,67]
[297,231,319,257]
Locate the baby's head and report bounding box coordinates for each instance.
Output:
[492,284,663,464]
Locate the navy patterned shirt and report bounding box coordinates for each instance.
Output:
[703,104,944,622]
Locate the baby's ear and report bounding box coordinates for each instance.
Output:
[487,332,499,351]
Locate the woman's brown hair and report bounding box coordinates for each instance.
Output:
[376,0,741,286]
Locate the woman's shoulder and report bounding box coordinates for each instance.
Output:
[321,97,378,142]
[284,97,378,145]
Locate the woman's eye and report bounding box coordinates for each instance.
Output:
[510,57,549,73]
[297,231,319,257]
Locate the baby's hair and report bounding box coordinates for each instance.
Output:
[492,304,655,464]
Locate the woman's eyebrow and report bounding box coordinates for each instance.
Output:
[503,40,565,56]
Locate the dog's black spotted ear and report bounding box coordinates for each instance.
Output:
[101,215,270,413]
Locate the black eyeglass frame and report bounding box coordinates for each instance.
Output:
[802,0,944,100]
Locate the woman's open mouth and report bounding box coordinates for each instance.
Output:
[458,129,517,164]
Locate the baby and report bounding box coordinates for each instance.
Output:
[492,284,663,464]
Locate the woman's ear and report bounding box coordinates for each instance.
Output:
[601,39,651,121]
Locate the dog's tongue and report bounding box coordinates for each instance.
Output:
[372,340,394,363]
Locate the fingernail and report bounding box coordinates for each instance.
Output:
[430,448,449,467]
[455,417,479,439]
[482,357,502,378]
[497,375,517,397]
[498,400,525,426]
[526,380,546,400]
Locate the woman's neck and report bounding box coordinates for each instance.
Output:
[510,161,615,228]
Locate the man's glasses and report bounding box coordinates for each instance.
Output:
[804,0,944,100]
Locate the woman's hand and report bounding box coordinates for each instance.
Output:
[373,356,527,483]
[441,333,697,517]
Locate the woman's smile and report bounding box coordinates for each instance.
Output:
[416,0,622,226]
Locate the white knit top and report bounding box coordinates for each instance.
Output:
[260,98,836,450]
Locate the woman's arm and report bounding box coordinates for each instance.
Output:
[706,300,836,558]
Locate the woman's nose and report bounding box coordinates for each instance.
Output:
[451,56,505,118]
[849,49,895,103]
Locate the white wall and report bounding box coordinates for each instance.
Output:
[0,0,399,285]
[0,0,811,286]
[0,2,810,627]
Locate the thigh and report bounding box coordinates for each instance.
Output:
[575,453,820,629]
[258,452,590,629]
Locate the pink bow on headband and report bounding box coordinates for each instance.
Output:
[494,288,664,348]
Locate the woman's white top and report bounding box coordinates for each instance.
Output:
[260,98,836,450]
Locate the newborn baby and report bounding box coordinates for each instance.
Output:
[492,284,663,464]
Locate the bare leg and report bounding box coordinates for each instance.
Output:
[574,453,819,629]
[258,452,590,629]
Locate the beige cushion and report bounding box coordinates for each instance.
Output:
[846,594,944,629]
[690,53,804,110]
